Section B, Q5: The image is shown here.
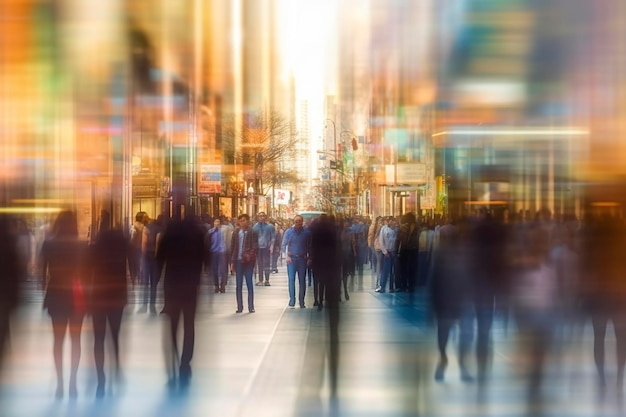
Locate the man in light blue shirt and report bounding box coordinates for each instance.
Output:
[281,215,312,308]
[252,212,276,286]
[207,218,227,293]
[377,217,398,293]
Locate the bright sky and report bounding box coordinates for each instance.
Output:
[278,0,337,178]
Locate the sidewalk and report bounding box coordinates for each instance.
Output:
[0,267,621,417]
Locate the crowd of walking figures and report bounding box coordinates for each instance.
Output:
[0,206,625,401]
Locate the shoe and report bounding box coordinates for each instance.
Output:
[288,304,295,309]
[375,287,381,293]
[313,301,319,306]
[317,304,323,311]
[379,290,386,293]
[249,309,255,313]
[214,287,220,293]
[96,382,105,399]
[149,305,157,314]
[300,305,306,309]
[236,309,243,313]
[220,288,225,293]
[434,359,448,382]
[345,293,350,301]
[264,281,270,286]
[255,281,264,286]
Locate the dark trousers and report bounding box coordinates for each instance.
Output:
[142,252,160,305]
[93,308,123,384]
[397,249,418,292]
[167,295,198,376]
[236,260,255,310]
[256,248,271,282]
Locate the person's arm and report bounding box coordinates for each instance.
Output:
[282,229,291,264]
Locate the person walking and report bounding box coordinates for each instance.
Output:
[207,217,228,293]
[281,215,312,308]
[89,210,129,398]
[156,215,206,388]
[230,214,259,313]
[129,211,147,286]
[377,217,398,293]
[0,216,24,377]
[40,210,88,398]
[140,214,164,313]
[253,212,275,286]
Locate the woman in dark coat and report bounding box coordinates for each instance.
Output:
[41,210,88,398]
[89,210,129,397]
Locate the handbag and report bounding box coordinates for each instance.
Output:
[242,248,257,265]
[72,277,86,315]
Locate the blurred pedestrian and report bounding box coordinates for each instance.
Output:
[157,215,206,388]
[282,215,312,308]
[0,216,24,376]
[40,210,88,398]
[139,214,164,313]
[89,210,129,398]
[230,214,258,313]
[253,212,275,286]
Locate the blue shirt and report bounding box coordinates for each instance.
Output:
[208,227,226,253]
[238,229,246,261]
[252,222,276,249]
[281,226,311,257]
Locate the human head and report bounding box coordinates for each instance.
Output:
[213,218,221,228]
[293,215,304,231]
[238,213,250,229]
[257,212,267,223]
[52,210,78,238]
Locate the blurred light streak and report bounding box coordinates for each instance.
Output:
[0,207,63,214]
[432,128,589,137]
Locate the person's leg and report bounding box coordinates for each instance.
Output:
[68,314,84,397]
[180,294,198,384]
[108,309,124,373]
[92,312,107,396]
[262,248,271,283]
[297,259,307,307]
[245,263,255,311]
[217,252,227,292]
[148,255,160,311]
[211,255,220,292]
[236,262,244,311]
[475,292,494,381]
[51,315,68,398]
[592,311,608,386]
[435,318,453,381]
[287,263,296,306]
[379,255,390,292]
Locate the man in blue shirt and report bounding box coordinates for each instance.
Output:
[207,218,227,293]
[281,215,312,308]
[252,212,275,286]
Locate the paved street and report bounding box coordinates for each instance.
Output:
[0,266,623,417]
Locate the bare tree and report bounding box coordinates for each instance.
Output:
[221,109,302,197]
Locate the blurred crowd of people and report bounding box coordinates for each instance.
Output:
[1,205,626,404]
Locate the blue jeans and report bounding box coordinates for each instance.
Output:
[287,257,307,306]
[379,251,396,292]
[142,252,160,305]
[235,260,254,311]
[256,247,271,282]
[210,252,227,288]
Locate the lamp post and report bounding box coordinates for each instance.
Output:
[324,119,340,202]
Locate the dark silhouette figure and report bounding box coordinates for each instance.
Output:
[156,216,206,388]
[309,214,341,397]
[89,210,129,398]
[430,222,474,382]
[470,209,509,382]
[40,210,88,398]
[396,212,419,293]
[0,216,24,376]
[580,213,626,393]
